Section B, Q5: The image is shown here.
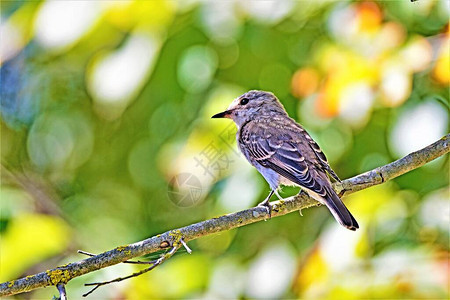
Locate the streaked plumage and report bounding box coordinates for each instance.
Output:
[212,90,359,231]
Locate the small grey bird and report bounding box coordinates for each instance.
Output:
[212,90,359,231]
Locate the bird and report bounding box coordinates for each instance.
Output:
[212,90,359,231]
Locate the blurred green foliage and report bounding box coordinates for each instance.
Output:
[1,1,449,299]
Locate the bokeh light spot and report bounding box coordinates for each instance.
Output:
[245,242,296,298]
[380,65,411,107]
[338,82,374,127]
[177,45,218,93]
[34,0,101,50]
[390,100,448,158]
[200,1,242,42]
[291,67,320,98]
[27,111,94,171]
[239,0,295,25]
[88,33,161,119]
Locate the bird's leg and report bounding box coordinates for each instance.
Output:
[297,189,309,216]
[257,189,274,218]
[258,189,274,207]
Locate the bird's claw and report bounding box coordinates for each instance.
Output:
[257,198,272,218]
[338,188,346,198]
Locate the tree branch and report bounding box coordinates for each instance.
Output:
[82,243,181,297]
[1,134,448,297]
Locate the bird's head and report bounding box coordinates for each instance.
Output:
[211,90,287,126]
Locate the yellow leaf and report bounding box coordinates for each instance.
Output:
[433,39,450,85]
[0,213,71,281]
[295,248,329,295]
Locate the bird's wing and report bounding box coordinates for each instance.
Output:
[303,131,341,182]
[239,121,327,197]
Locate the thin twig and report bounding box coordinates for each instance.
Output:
[180,239,192,254]
[77,250,157,265]
[56,284,67,300]
[82,244,180,297]
[0,134,448,297]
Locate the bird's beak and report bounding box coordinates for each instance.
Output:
[211,109,232,119]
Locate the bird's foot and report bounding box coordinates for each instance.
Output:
[338,188,346,198]
[257,189,275,218]
[298,189,308,197]
[257,198,272,219]
[296,190,308,216]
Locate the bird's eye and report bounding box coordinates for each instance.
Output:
[240,98,249,105]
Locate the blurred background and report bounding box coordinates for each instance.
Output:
[1,0,449,299]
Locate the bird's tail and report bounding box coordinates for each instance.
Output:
[323,186,359,231]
